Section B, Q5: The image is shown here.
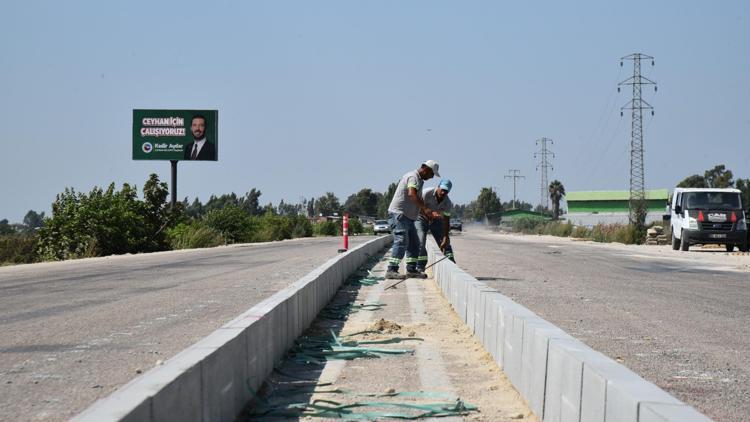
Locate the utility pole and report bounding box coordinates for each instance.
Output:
[534,138,554,211]
[504,169,525,210]
[619,53,656,228]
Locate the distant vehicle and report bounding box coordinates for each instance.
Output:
[373,219,390,234]
[666,188,747,252]
[450,218,463,232]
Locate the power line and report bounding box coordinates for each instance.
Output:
[534,138,554,210]
[619,53,657,227]
[504,169,525,210]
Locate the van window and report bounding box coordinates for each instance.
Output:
[683,192,741,210]
[675,192,681,208]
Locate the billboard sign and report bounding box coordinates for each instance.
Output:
[132,109,218,161]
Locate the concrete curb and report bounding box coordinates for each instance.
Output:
[426,241,712,422]
[73,236,391,422]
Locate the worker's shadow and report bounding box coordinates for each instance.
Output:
[238,252,386,421]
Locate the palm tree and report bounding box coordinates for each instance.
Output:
[548,180,566,219]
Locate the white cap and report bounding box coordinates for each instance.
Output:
[423,160,440,177]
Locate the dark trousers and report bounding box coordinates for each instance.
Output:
[416,217,455,271]
[387,212,420,272]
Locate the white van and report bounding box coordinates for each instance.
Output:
[667,188,748,251]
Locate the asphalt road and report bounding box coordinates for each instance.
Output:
[452,228,750,422]
[0,236,373,421]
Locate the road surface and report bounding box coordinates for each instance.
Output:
[452,228,749,421]
[0,236,374,421]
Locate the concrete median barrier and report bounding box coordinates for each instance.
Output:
[426,240,711,422]
[73,236,391,422]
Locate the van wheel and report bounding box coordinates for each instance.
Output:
[680,231,690,251]
[726,244,735,252]
[740,242,749,252]
[671,232,680,250]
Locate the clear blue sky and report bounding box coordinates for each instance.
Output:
[2,1,749,222]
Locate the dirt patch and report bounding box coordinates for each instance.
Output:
[368,318,402,334]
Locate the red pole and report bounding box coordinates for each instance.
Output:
[342,213,349,250]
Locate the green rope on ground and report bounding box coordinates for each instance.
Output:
[286,330,422,365]
[319,302,386,321]
[248,395,478,420]
[347,276,382,286]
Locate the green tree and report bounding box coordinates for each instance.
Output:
[277,200,300,216]
[37,175,174,260]
[548,180,566,219]
[344,188,382,217]
[239,188,263,216]
[502,200,533,211]
[22,210,45,233]
[677,174,708,188]
[473,187,503,222]
[377,182,398,218]
[314,192,342,216]
[735,178,750,209]
[185,197,204,218]
[704,164,734,188]
[0,219,14,235]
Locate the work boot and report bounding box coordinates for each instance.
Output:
[406,271,427,279]
[385,270,406,280]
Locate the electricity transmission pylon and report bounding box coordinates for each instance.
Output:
[535,138,554,211]
[619,53,657,227]
[504,169,525,210]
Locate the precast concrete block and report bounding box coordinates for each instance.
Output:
[600,364,682,422]
[502,303,538,388]
[244,316,269,393]
[151,347,214,422]
[282,291,301,348]
[520,320,573,418]
[639,403,712,422]
[247,312,273,390]
[542,338,594,422]
[490,296,508,367]
[72,385,152,422]
[465,281,479,331]
[302,283,316,330]
[475,288,497,345]
[196,327,249,422]
[451,273,466,321]
[481,292,502,358]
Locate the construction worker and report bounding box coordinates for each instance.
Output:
[386,160,441,279]
[416,179,455,273]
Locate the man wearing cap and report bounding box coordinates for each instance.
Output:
[416,179,455,273]
[386,160,442,279]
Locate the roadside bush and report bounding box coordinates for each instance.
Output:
[202,205,256,243]
[0,234,39,265]
[255,212,294,242]
[543,221,574,237]
[291,216,313,238]
[512,216,546,233]
[348,217,364,235]
[37,175,174,260]
[571,225,592,239]
[166,222,225,249]
[314,220,339,236]
[589,223,643,244]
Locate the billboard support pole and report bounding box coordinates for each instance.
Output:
[170,160,178,209]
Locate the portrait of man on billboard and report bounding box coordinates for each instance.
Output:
[183,114,217,160]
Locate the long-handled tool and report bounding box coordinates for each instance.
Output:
[384,255,451,290]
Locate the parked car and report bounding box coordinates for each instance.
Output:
[373,219,390,234]
[666,188,748,252]
[450,218,463,232]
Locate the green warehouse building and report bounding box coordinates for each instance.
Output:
[564,189,669,226]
